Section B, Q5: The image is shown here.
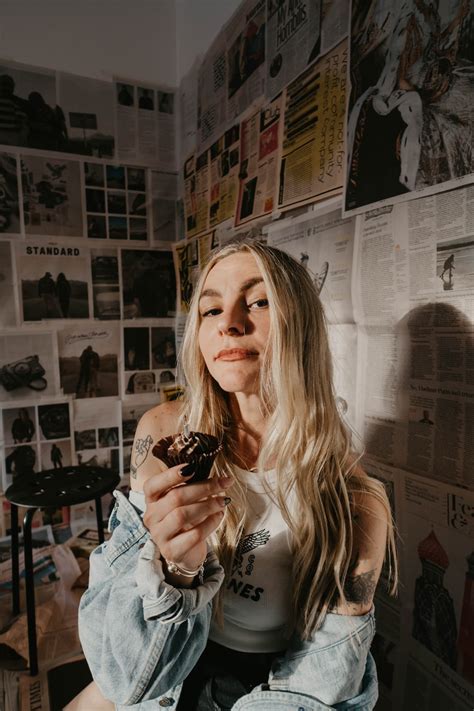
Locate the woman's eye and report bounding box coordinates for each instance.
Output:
[201,307,221,317]
[249,298,269,310]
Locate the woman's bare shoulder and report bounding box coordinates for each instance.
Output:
[139,399,183,438]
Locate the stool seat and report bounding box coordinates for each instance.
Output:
[5,465,120,508]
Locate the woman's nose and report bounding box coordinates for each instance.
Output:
[217,308,246,336]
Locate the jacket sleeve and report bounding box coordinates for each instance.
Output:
[78,491,224,706]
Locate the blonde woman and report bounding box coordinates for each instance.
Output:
[77,241,397,710]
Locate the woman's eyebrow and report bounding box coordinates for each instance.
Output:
[199,277,264,300]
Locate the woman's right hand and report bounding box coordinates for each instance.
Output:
[142,464,233,580]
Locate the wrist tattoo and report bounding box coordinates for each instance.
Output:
[133,434,153,471]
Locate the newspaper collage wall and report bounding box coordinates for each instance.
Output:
[0,60,181,542]
[176,2,474,710]
[1,0,474,709]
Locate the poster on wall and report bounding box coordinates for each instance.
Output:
[115,80,176,169]
[183,151,210,238]
[84,162,148,242]
[226,0,266,121]
[278,40,347,211]
[0,153,20,235]
[209,124,240,228]
[265,0,321,100]
[57,73,115,158]
[345,0,474,216]
[16,242,90,321]
[21,155,84,237]
[0,62,61,151]
[90,247,120,320]
[400,473,474,710]
[235,94,282,227]
[73,399,120,473]
[151,170,178,243]
[58,324,119,399]
[0,332,58,402]
[0,241,16,327]
[121,249,176,318]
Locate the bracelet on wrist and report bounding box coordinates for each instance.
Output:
[164,558,205,579]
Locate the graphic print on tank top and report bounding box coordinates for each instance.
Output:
[232,529,271,578]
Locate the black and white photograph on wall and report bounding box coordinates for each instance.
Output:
[117,82,135,107]
[124,370,156,396]
[151,170,178,242]
[122,402,150,446]
[0,62,63,151]
[58,325,119,398]
[17,243,90,321]
[40,439,72,470]
[437,237,474,293]
[91,248,120,320]
[138,87,155,111]
[0,153,20,234]
[57,72,115,157]
[0,332,58,401]
[73,399,121,474]
[157,91,174,115]
[121,249,176,318]
[346,0,474,214]
[151,326,177,369]
[0,241,16,327]
[21,155,84,237]
[3,444,39,486]
[37,403,71,441]
[84,161,148,241]
[123,327,150,371]
[2,406,36,446]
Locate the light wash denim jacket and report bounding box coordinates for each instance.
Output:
[79,491,378,711]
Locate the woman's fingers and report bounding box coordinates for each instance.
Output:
[159,510,226,562]
[151,496,229,540]
[143,475,232,524]
[143,462,196,502]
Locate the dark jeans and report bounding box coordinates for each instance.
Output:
[176,639,284,711]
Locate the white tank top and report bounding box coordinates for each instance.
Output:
[208,465,294,652]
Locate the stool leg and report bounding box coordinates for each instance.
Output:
[23,507,38,676]
[10,504,20,616]
[95,497,104,544]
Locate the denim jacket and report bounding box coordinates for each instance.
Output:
[79,491,378,711]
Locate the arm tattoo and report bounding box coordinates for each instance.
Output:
[130,435,153,478]
[344,568,377,606]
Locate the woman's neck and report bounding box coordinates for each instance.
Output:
[228,392,272,471]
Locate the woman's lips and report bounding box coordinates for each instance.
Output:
[215,349,258,361]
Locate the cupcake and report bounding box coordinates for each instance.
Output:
[152,426,222,483]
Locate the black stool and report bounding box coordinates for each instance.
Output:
[5,465,120,675]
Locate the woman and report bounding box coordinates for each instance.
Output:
[77,241,397,710]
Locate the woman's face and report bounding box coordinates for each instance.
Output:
[198,252,270,394]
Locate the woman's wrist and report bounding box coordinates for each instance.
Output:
[161,558,203,588]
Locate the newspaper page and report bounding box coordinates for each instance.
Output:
[320,0,349,54]
[151,171,178,243]
[266,200,355,324]
[115,80,176,169]
[266,0,321,100]
[226,0,266,121]
[120,248,176,319]
[0,152,21,237]
[57,72,115,158]
[0,241,17,328]
[21,155,84,238]
[327,323,358,433]
[179,61,199,165]
[353,186,474,490]
[197,31,228,149]
[58,324,119,400]
[399,473,474,710]
[90,247,120,320]
[173,235,201,315]
[345,0,474,216]
[19,653,91,711]
[183,151,210,238]
[235,94,283,227]
[209,124,240,228]
[278,40,347,211]
[16,242,91,322]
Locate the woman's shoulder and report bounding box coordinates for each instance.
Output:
[139,399,183,438]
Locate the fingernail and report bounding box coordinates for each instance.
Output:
[180,463,195,477]
[224,497,231,506]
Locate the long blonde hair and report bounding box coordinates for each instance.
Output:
[179,240,397,639]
